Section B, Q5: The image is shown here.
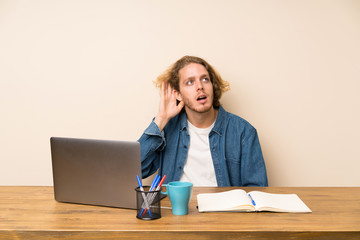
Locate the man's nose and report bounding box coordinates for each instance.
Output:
[195,80,204,90]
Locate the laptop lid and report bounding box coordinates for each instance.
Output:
[50,137,141,209]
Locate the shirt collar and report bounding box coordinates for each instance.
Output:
[179,106,226,135]
[179,110,188,131]
[211,106,225,136]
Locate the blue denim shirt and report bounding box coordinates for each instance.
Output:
[138,106,268,186]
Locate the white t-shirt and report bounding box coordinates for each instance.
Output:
[179,120,217,186]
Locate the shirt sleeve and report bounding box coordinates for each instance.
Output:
[137,120,166,178]
[240,128,268,186]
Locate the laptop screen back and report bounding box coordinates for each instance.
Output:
[50,137,141,209]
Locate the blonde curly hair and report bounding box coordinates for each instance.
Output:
[154,56,230,109]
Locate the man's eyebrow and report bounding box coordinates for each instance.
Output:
[182,73,209,82]
[183,76,195,81]
[198,74,210,81]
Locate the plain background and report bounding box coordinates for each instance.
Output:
[1,0,359,186]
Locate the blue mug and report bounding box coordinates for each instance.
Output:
[161,181,193,215]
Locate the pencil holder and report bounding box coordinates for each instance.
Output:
[135,186,161,220]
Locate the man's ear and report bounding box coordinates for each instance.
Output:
[175,90,182,102]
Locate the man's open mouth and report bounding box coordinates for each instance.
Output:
[197,96,207,101]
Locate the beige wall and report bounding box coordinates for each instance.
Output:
[1,0,359,186]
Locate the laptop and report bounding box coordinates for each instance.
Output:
[50,137,141,209]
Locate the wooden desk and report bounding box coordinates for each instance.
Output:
[0,186,359,239]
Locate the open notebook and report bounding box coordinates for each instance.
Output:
[197,189,312,213]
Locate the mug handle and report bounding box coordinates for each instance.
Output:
[161,184,168,195]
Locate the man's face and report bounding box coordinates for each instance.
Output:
[176,63,214,114]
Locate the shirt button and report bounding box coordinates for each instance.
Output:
[179,166,182,170]
[184,145,187,149]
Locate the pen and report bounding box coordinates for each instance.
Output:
[152,175,166,199]
[248,194,256,206]
[141,175,166,216]
[156,175,166,191]
[150,175,160,192]
[147,174,165,203]
[147,175,166,205]
[136,175,152,218]
[141,175,160,216]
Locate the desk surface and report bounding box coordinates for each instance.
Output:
[0,186,359,239]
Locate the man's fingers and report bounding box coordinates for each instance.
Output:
[177,100,185,111]
[161,81,172,98]
[161,81,167,96]
[166,82,173,96]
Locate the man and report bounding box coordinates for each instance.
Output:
[138,56,268,186]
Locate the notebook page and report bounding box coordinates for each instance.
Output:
[249,191,312,213]
[197,189,254,212]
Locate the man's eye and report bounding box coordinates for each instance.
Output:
[186,80,193,85]
[202,78,210,82]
